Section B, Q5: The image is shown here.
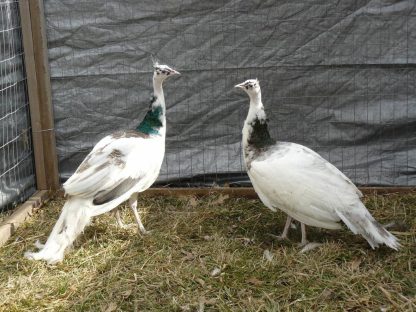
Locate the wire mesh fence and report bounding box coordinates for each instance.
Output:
[44,0,416,187]
[0,0,36,212]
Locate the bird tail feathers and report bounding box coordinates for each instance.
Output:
[25,197,91,264]
[336,205,400,251]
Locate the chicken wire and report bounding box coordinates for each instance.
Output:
[0,0,36,212]
[44,0,416,187]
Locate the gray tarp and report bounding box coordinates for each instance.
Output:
[44,0,416,186]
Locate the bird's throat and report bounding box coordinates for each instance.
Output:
[136,96,165,135]
[247,116,275,149]
[244,104,275,150]
[136,78,166,136]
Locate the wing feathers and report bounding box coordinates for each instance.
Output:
[249,142,399,249]
[93,177,139,205]
[63,135,150,198]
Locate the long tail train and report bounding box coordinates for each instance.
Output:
[336,204,400,250]
[25,197,91,264]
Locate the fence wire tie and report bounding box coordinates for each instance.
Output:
[32,128,55,133]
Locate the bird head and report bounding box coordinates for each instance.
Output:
[234,79,261,99]
[153,63,180,82]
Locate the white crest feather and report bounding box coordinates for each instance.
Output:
[151,55,160,68]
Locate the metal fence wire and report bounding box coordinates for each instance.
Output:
[43,0,415,187]
[0,0,35,212]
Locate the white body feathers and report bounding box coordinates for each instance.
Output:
[64,129,165,217]
[25,65,179,263]
[25,115,166,264]
[238,79,399,250]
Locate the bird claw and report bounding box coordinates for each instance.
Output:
[139,228,152,236]
[117,221,152,236]
[268,233,288,241]
[118,223,136,230]
[276,235,288,241]
[299,242,322,253]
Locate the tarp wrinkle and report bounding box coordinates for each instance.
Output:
[43,0,416,187]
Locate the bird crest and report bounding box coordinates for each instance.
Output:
[151,55,160,68]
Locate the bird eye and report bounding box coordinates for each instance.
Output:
[162,70,166,74]
[245,85,249,90]
[167,71,170,75]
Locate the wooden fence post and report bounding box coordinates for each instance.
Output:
[19,0,59,190]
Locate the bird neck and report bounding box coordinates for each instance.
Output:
[135,79,166,136]
[152,78,165,101]
[242,97,275,152]
[248,89,262,104]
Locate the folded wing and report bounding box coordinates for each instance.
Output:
[250,142,400,249]
[250,143,362,229]
[63,134,156,204]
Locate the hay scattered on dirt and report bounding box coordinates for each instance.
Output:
[0,192,415,311]
[0,209,13,224]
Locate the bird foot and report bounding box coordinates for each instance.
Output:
[139,228,152,236]
[299,242,322,253]
[117,221,152,235]
[117,223,137,230]
[268,233,288,241]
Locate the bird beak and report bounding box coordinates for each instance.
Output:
[234,82,245,89]
[170,69,181,75]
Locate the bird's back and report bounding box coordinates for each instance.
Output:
[247,142,362,229]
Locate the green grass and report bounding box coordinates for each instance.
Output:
[0,193,415,311]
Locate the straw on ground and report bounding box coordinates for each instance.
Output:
[0,193,415,311]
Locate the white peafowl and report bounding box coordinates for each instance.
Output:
[235,79,400,252]
[25,64,180,264]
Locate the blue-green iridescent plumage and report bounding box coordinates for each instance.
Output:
[136,96,164,135]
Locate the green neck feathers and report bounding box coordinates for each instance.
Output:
[136,96,164,135]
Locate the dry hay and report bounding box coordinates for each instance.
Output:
[0,192,415,311]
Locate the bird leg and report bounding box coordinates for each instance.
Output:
[272,216,292,240]
[300,222,308,246]
[114,209,129,229]
[111,208,126,228]
[129,194,150,235]
[299,223,322,253]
